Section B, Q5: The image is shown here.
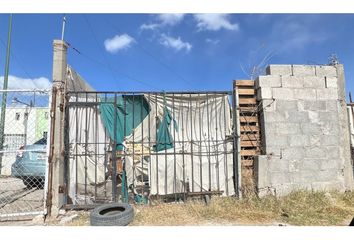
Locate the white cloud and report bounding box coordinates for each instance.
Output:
[205,38,220,45]
[159,34,192,52]
[104,34,136,54]
[0,75,51,90]
[157,14,185,26]
[140,14,186,31]
[194,14,239,31]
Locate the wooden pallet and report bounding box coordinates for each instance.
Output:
[235,80,261,164]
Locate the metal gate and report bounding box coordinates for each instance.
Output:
[64,90,239,208]
[0,89,51,221]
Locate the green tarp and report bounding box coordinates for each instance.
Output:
[100,94,177,152]
[100,95,150,150]
[154,106,178,152]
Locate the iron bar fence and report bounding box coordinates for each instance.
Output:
[64,90,239,207]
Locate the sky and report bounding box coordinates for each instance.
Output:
[0,14,354,95]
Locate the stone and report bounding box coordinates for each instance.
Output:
[301,122,322,135]
[320,135,340,146]
[292,65,316,76]
[273,88,294,100]
[325,77,338,88]
[303,76,326,88]
[266,65,292,76]
[281,76,304,88]
[256,75,282,88]
[315,65,337,78]
[32,214,45,225]
[59,214,79,225]
[302,158,321,171]
[320,158,339,170]
[262,111,287,123]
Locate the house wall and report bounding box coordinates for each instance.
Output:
[255,64,354,196]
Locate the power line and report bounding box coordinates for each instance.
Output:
[82,15,118,83]
[103,18,195,89]
[66,41,162,91]
[0,37,32,80]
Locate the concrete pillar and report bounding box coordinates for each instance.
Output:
[335,64,354,190]
[49,40,68,215]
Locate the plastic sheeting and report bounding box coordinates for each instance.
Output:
[125,94,235,196]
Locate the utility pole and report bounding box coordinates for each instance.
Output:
[0,14,12,175]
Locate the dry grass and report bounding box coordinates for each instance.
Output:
[131,190,354,226]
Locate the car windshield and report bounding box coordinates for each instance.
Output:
[33,138,47,145]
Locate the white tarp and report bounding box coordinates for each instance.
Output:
[68,104,108,202]
[68,93,236,200]
[125,94,235,196]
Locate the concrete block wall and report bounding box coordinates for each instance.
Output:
[255,64,354,197]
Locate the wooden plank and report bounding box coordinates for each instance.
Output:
[240,134,260,141]
[238,88,255,95]
[241,140,259,147]
[235,80,254,87]
[241,149,258,156]
[240,125,259,132]
[240,116,258,123]
[239,106,258,112]
[239,98,257,105]
[241,159,254,167]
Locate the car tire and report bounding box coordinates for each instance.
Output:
[90,203,134,226]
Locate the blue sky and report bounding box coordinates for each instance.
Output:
[0,14,354,95]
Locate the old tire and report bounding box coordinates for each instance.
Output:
[90,203,134,226]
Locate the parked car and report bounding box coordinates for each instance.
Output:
[11,137,47,189]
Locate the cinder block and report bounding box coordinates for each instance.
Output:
[303,76,326,88]
[288,135,309,147]
[268,157,289,173]
[256,75,281,88]
[326,100,338,111]
[319,122,340,136]
[309,135,321,147]
[301,122,322,134]
[293,88,317,100]
[281,76,304,88]
[319,158,339,171]
[264,133,288,147]
[315,65,337,78]
[276,100,298,111]
[320,135,340,146]
[308,111,320,124]
[269,172,291,185]
[303,158,321,171]
[282,147,305,160]
[292,65,316,76]
[304,146,327,158]
[254,155,270,190]
[325,77,338,88]
[326,146,340,159]
[261,99,276,112]
[285,111,310,123]
[263,111,287,123]
[317,88,338,100]
[276,122,301,135]
[273,88,294,100]
[256,87,272,100]
[302,100,327,111]
[317,169,340,182]
[289,158,302,172]
[266,65,292,76]
[319,112,339,122]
